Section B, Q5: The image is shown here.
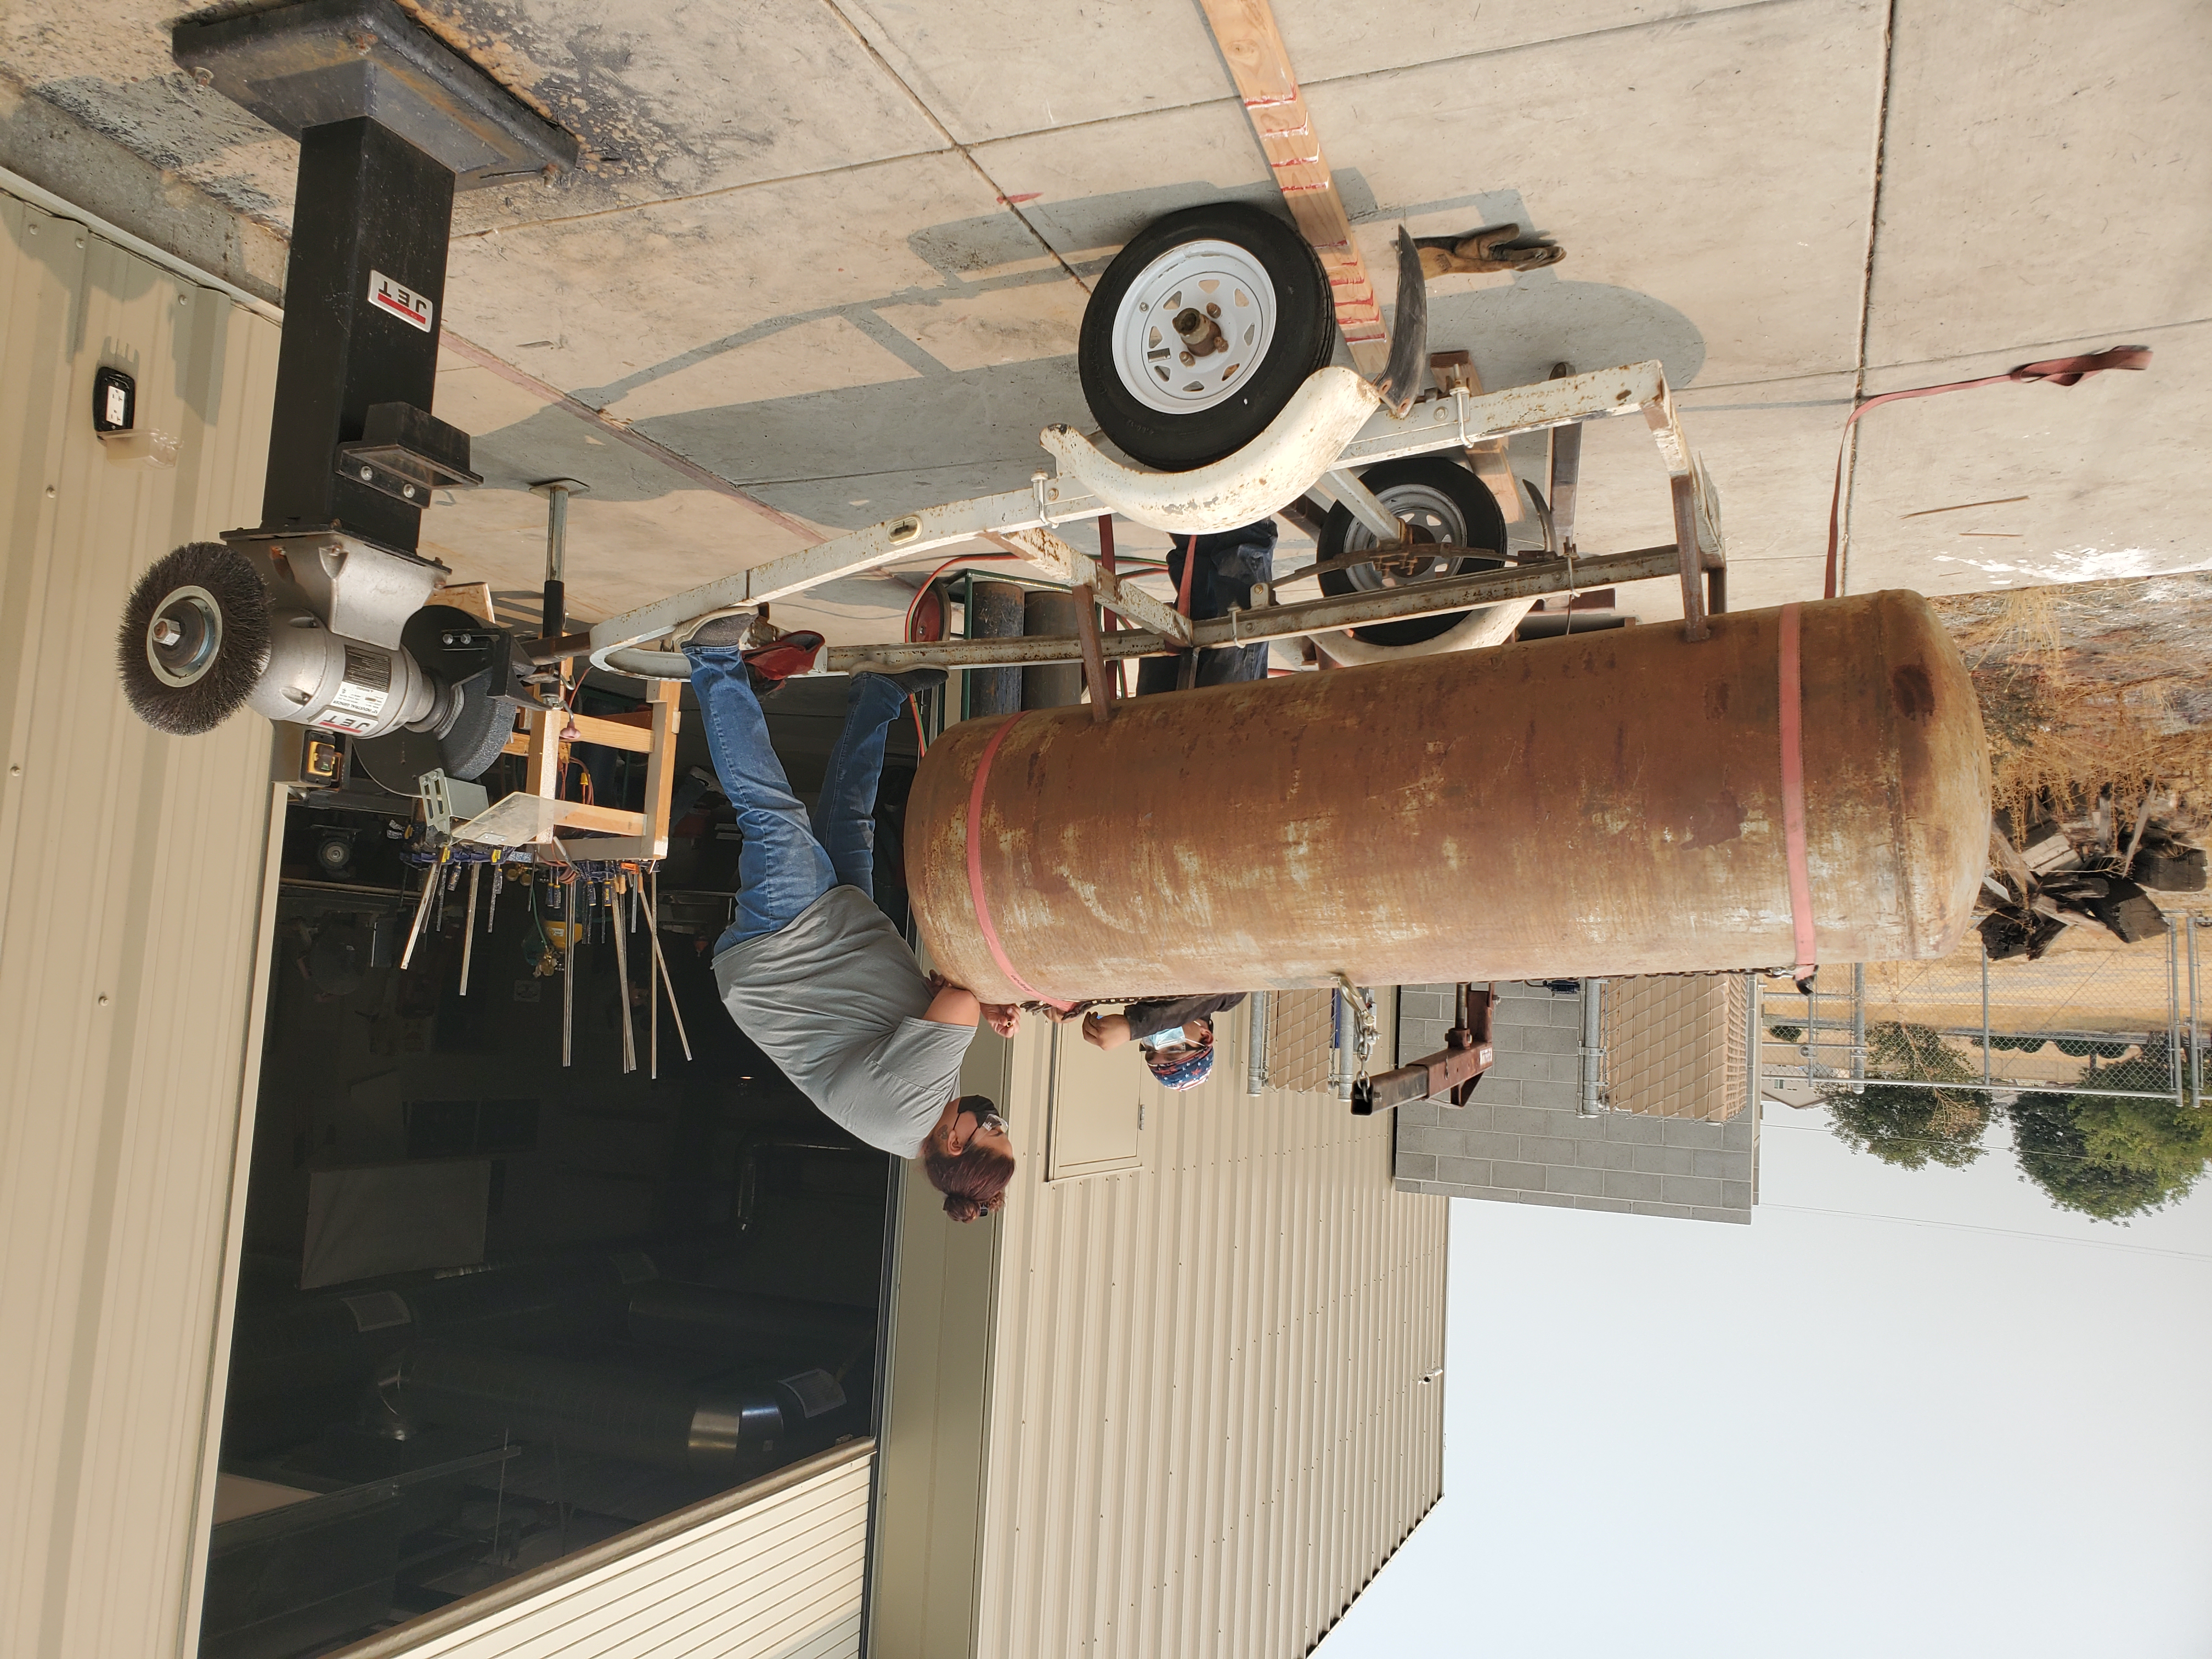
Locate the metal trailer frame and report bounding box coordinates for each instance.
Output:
[1351,984,1498,1116]
[569,358,1726,684]
[483,353,1725,857]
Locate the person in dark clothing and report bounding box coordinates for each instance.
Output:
[1133,519,1277,693]
[1080,992,1247,1092]
[1079,520,1276,1090]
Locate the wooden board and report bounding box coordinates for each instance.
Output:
[1195,0,1389,376]
[497,684,676,854]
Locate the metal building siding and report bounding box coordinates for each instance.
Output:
[0,193,283,1659]
[868,1033,1011,1659]
[364,1448,874,1659]
[974,1015,1447,1659]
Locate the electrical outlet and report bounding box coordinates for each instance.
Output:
[93,366,134,432]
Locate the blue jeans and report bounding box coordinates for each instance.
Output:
[687,648,913,957]
[1134,518,1278,695]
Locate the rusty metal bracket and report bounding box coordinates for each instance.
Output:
[1429,349,1523,524]
[1546,360,1581,554]
[1351,984,1496,1115]
[986,527,1192,646]
[1073,586,1113,724]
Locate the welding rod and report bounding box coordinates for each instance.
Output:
[459,864,479,995]
[399,858,439,970]
[562,882,575,1068]
[612,873,637,1074]
[641,874,693,1063]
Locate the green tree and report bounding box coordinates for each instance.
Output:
[2011,1051,2212,1221]
[1822,1022,1989,1170]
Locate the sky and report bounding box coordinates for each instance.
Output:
[1316,1105,2212,1659]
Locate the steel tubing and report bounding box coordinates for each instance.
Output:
[823,544,1686,675]
[904,590,1990,1002]
[965,578,1026,718]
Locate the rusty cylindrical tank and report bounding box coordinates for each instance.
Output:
[903,590,1989,1003]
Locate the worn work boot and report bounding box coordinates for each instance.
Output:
[848,663,948,702]
[741,631,825,692]
[673,607,757,650]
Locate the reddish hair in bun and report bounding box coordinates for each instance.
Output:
[924,1096,1014,1223]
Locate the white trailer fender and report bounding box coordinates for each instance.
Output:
[1040,366,1384,534]
[1311,595,1538,666]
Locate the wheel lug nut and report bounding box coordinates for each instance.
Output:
[1205,303,1221,318]
[1178,351,1195,366]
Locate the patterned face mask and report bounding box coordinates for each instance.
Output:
[1147,1045,1215,1091]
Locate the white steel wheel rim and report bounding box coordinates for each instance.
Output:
[1109,239,1279,416]
[1340,482,1481,591]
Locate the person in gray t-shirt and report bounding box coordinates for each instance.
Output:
[681,613,1020,1222]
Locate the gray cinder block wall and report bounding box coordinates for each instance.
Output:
[1392,983,1758,1223]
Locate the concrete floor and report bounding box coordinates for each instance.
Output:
[5,0,2206,641]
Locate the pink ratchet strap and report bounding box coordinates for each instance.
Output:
[1776,604,1817,992]
[1823,345,2149,598]
[963,715,1075,1012]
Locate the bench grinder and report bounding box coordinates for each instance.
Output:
[117,0,578,784]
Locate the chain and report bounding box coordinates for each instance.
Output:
[1337,974,1379,1081]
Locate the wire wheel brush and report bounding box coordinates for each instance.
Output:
[117,541,273,735]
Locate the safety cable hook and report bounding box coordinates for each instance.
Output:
[1335,973,1380,1075]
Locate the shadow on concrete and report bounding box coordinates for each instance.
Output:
[470,179,1705,530]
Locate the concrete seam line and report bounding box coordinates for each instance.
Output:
[949,0,1802,150]
[445,142,952,241]
[813,0,1094,296]
[437,330,823,541]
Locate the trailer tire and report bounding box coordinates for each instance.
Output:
[1316,458,1509,649]
[1079,202,1335,471]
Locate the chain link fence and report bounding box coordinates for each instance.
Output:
[1757,918,2208,1216]
[1760,917,2205,1109]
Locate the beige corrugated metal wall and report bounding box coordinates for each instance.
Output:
[975,1012,1446,1659]
[0,190,284,1658]
[335,1443,874,1659]
[870,1034,1009,1659]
